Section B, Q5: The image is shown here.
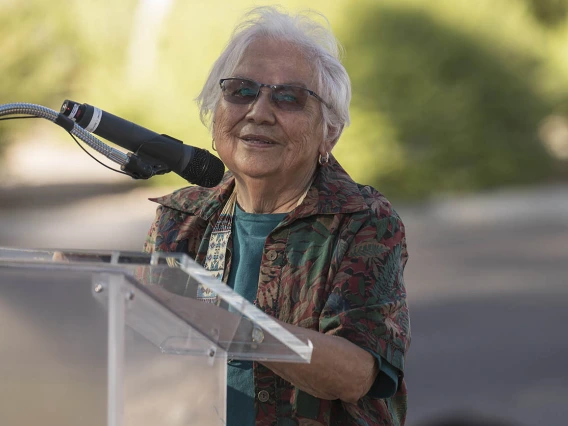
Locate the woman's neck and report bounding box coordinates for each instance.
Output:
[234,172,314,214]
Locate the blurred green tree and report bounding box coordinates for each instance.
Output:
[0,1,81,154]
[2,0,565,196]
[338,2,557,199]
[525,0,568,27]
[0,0,136,156]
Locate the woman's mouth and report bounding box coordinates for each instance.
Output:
[240,135,277,145]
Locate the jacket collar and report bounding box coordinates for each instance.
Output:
[150,155,368,220]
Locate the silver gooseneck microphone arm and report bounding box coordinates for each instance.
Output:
[0,102,129,167]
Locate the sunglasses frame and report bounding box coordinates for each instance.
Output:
[219,78,330,110]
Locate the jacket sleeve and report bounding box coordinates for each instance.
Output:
[319,211,410,374]
[143,205,165,254]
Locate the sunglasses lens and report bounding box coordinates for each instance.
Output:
[272,86,308,111]
[220,78,311,111]
[222,79,260,104]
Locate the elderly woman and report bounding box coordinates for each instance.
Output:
[144,6,410,426]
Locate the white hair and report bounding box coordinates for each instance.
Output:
[195,6,351,141]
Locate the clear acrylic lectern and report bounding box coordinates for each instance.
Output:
[0,248,313,426]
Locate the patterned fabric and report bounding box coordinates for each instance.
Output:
[144,155,410,426]
[201,190,237,302]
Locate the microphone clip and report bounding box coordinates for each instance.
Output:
[121,134,182,179]
[120,153,161,179]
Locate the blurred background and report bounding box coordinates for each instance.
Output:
[0,0,567,425]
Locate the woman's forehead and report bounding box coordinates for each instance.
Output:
[234,38,316,86]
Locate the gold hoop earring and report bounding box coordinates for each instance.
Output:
[318,152,330,165]
[212,139,217,152]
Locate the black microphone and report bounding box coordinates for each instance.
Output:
[59,100,225,187]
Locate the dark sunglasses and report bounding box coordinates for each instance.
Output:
[219,78,329,111]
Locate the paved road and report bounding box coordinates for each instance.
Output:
[1,182,567,426]
[399,187,568,426]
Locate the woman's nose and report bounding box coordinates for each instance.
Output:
[245,87,277,124]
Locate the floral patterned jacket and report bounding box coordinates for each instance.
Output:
[143,157,410,426]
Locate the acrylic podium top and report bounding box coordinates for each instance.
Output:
[0,247,313,363]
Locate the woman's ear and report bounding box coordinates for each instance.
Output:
[325,124,344,150]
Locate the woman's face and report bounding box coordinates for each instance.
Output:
[213,38,330,185]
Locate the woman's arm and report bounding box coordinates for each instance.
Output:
[265,212,409,404]
[263,321,379,404]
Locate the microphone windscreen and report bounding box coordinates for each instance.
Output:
[180,148,225,188]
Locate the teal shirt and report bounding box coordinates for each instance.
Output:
[226,206,286,426]
[226,205,399,426]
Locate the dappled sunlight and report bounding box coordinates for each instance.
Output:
[1,0,567,193]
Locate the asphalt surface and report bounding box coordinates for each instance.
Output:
[399,187,568,426]
[1,181,567,426]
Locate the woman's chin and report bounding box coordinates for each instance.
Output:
[230,163,283,181]
[236,169,279,181]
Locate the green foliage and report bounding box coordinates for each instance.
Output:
[525,0,568,27]
[1,0,567,197]
[337,1,559,199]
[0,0,137,154]
[0,1,78,153]
[0,2,81,105]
